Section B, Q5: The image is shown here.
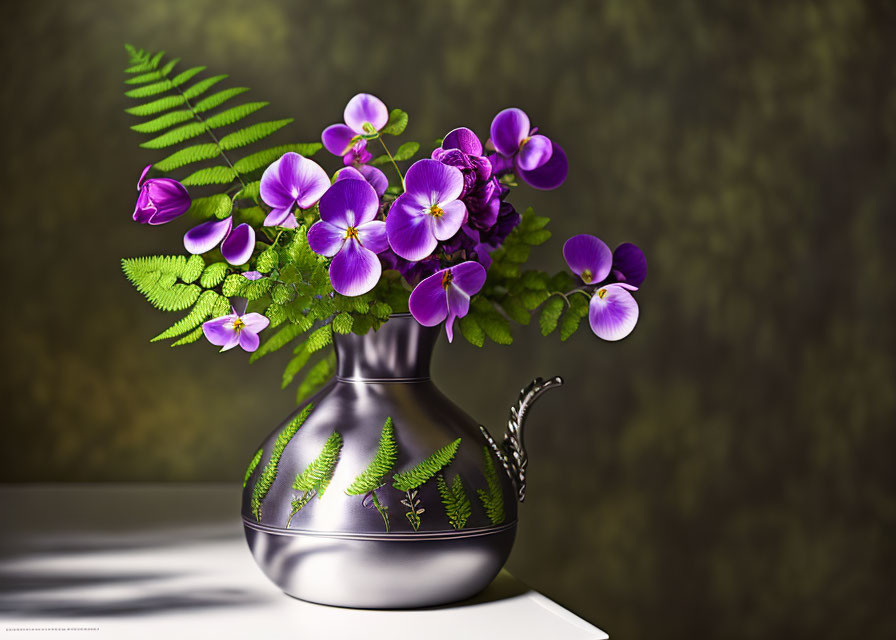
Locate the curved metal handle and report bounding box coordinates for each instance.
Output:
[480,375,564,502]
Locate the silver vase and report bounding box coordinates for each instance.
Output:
[241,313,562,608]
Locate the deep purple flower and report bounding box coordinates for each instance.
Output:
[132,164,191,225]
[184,215,255,266]
[322,93,389,166]
[408,261,486,342]
[432,127,501,231]
[202,308,270,352]
[386,160,467,261]
[307,179,387,296]
[562,234,612,285]
[611,242,647,287]
[335,165,389,198]
[489,108,568,190]
[260,152,329,228]
[589,283,639,341]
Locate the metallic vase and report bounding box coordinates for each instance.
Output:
[242,314,562,608]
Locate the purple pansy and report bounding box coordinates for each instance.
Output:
[322,93,389,165]
[562,234,612,285]
[335,165,389,198]
[386,160,467,261]
[259,152,329,228]
[489,108,568,190]
[184,215,255,266]
[202,308,270,353]
[307,178,388,296]
[132,165,191,225]
[408,261,487,342]
[589,283,639,341]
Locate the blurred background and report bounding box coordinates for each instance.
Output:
[2,0,894,637]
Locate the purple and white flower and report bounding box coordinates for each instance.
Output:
[202,308,270,352]
[386,160,467,262]
[259,152,329,228]
[562,234,612,285]
[489,108,568,190]
[307,179,388,296]
[184,215,255,266]
[132,165,191,225]
[321,93,390,165]
[589,283,639,341]
[408,261,486,342]
[335,165,389,199]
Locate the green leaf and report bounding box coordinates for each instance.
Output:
[559,295,590,341]
[200,262,228,288]
[296,352,336,402]
[155,143,220,171]
[539,296,565,336]
[151,289,222,341]
[181,166,237,186]
[193,87,250,113]
[292,431,343,496]
[250,404,313,520]
[233,143,323,174]
[392,141,419,161]
[181,254,205,283]
[523,229,552,245]
[182,74,228,100]
[459,315,485,347]
[243,448,262,488]
[332,312,353,334]
[381,108,408,136]
[219,119,293,150]
[236,181,260,200]
[125,95,186,117]
[186,194,232,221]
[171,66,206,86]
[306,324,333,353]
[124,79,172,99]
[437,473,472,530]
[477,446,506,525]
[250,322,305,362]
[140,121,207,149]
[130,109,193,133]
[281,342,311,388]
[393,438,461,492]
[121,255,202,312]
[345,418,397,495]
[255,249,278,273]
[171,326,205,347]
[203,101,268,129]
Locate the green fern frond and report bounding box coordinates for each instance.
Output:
[154,143,220,171]
[199,262,228,288]
[437,473,472,530]
[181,166,237,186]
[306,324,333,353]
[392,438,461,492]
[218,119,293,151]
[235,181,260,200]
[296,352,335,402]
[293,431,343,495]
[193,87,250,113]
[281,342,310,388]
[203,102,269,129]
[182,74,228,100]
[477,446,506,525]
[181,254,205,283]
[124,79,174,99]
[559,294,590,340]
[250,323,305,363]
[125,95,186,117]
[539,296,565,336]
[171,66,206,87]
[121,255,201,312]
[150,289,223,342]
[346,418,397,496]
[141,121,208,149]
[233,143,322,174]
[243,448,262,488]
[250,403,314,521]
[171,326,205,347]
[131,110,193,133]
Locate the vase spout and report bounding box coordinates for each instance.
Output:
[479,376,564,502]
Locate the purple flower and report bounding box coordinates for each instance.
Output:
[408,261,487,342]
[202,308,270,352]
[242,271,264,281]
[259,152,329,228]
[611,242,647,287]
[562,234,612,285]
[335,165,389,198]
[307,179,388,296]
[589,283,639,341]
[386,160,467,261]
[184,215,255,266]
[321,93,389,166]
[489,108,568,190]
[132,164,191,225]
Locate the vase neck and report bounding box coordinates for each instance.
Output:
[334,314,439,381]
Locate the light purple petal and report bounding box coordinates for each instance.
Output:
[319,178,379,227]
[356,220,388,254]
[307,220,347,257]
[563,234,612,284]
[356,164,389,197]
[329,238,382,296]
[261,152,329,211]
[612,242,647,287]
[240,312,270,334]
[322,124,356,156]
[444,312,457,342]
[264,207,297,227]
[343,93,389,133]
[242,271,264,281]
[137,164,152,189]
[518,141,568,190]
[404,159,464,206]
[184,216,232,255]
[446,282,471,320]
[238,330,260,352]
[386,194,437,261]
[220,223,255,266]
[490,108,530,157]
[589,284,639,341]
[449,261,487,296]
[202,315,237,346]
[430,199,467,241]
[259,154,297,209]
[219,331,241,352]
[291,154,330,209]
[515,134,553,172]
[442,127,483,155]
[408,270,449,327]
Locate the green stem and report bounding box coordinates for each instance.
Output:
[371,490,390,532]
[377,136,405,191]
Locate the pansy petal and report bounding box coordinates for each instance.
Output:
[515,134,553,172]
[612,242,647,287]
[322,124,356,156]
[356,220,388,254]
[184,217,232,255]
[518,141,568,190]
[319,178,379,226]
[446,283,471,321]
[344,93,389,133]
[238,329,260,352]
[442,127,483,155]
[289,153,330,209]
[202,315,237,346]
[430,199,467,241]
[356,164,389,197]
[405,159,464,205]
[563,234,612,284]
[240,312,270,334]
[220,223,255,266]
[589,285,639,341]
[449,261,487,296]
[386,195,437,261]
[329,239,382,296]
[259,155,297,209]
[408,270,450,327]
[308,220,347,257]
[219,331,241,352]
[264,207,296,227]
[490,108,530,157]
[137,164,152,189]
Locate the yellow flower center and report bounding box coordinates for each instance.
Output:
[429,205,445,218]
[345,226,359,240]
[520,136,531,149]
[232,318,245,331]
[581,269,593,284]
[596,288,608,300]
[441,270,454,289]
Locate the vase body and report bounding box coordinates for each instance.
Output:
[241,314,518,608]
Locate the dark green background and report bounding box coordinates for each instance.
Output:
[2,1,894,637]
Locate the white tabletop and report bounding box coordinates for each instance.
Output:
[0,485,607,639]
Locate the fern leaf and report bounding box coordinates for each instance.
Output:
[171,66,205,87]
[345,418,397,495]
[219,119,293,151]
[187,194,232,220]
[477,446,506,525]
[250,403,314,520]
[171,326,204,347]
[281,342,311,388]
[150,290,222,342]
[392,438,461,492]
[155,143,221,171]
[199,262,228,288]
[243,448,262,488]
[181,254,205,283]
[459,315,485,347]
[181,166,237,186]
[203,102,269,129]
[182,74,228,100]
[306,324,333,353]
[124,79,173,99]
[125,69,164,85]
[130,109,193,134]
[236,181,260,200]
[125,95,186,117]
[332,312,353,334]
[539,296,565,336]
[437,473,472,530]
[293,431,343,496]
[250,323,305,362]
[233,143,323,174]
[296,352,335,402]
[193,87,250,113]
[559,294,590,341]
[121,255,201,312]
[140,121,208,149]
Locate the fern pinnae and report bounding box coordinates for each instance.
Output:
[437,473,472,530]
[287,431,343,527]
[346,418,397,532]
[392,437,461,531]
[477,446,506,525]
[243,448,262,488]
